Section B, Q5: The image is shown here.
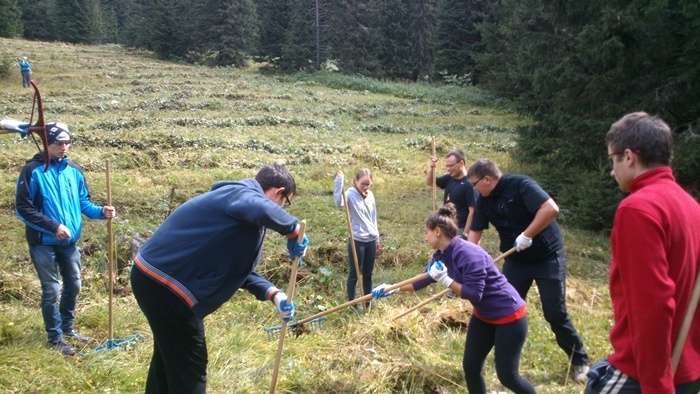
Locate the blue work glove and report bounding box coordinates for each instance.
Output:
[514,232,532,252]
[371,283,398,299]
[287,234,309,266]
[427,260,454,287]
[273,292,295,322]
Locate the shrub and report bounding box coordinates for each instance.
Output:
[0,58,12,79]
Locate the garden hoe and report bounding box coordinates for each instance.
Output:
[269,220,307,394]
[88,159,142,354]
[391,247,517,321]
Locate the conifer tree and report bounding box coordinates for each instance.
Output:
[0,0,23,38]
[194,0,259,66]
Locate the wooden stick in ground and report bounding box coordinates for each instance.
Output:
[671,266,700,373]
[269,220,307,394]
[341,179,365,304]
[106,159,114,341]
[392,247,517,321]
[432,136,437,211]
[295,273,430,326]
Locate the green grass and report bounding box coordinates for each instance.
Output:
[1,37,612,393]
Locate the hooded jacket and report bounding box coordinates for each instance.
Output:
[16,153,104,246]
[135,179,299,319]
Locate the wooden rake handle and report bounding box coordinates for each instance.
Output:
[431,136,437,211]
[269,220,307,394]
[342,181,364,300]
[106,159,114,340]
[672,265,700,373]
[295,273,430,326]
[392,246,516,321]
[392,288,451,321]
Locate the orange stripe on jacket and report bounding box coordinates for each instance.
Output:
[134,256,196,308]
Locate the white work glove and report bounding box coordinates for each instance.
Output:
[428,260,454,287]
[273,292,295,322]
[514,232,533,252]
[371,283,398,299]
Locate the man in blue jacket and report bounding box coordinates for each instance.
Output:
[130,164,309,394]
[16,122,116,356]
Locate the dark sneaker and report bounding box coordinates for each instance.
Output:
[47,339,76,356]
[64,329,90,343]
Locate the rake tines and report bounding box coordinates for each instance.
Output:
[265,317,326,341]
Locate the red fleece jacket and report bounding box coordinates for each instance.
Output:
[608,167,700,393]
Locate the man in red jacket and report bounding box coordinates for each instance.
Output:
[586,112,700,394]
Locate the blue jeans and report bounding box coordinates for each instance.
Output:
[29,243,82,341]
[22,70,31,87]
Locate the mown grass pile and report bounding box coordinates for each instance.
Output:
[1,38,612,393]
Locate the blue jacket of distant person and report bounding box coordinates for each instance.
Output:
[135,179,300,319]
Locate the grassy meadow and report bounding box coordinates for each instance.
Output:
[0,37,613,393]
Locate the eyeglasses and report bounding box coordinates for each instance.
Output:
[608,149,641,161]
[472,175,486,187]
[283,194,292,208]
[445,162,458,170]
[607,151,624,160]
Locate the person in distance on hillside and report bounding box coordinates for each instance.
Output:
[466,158,590,383]
[372,203,535,393]
[426,149,477,239]
[130,164,308,394]
[18,56,32,88]
[585,112,700,394]
[15,122,116,356]
[334,169,380,312]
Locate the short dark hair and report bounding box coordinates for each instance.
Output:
[467,158,502,179]
[606,112,673,167]
[446,149,466,164]
[255,164,296,196]
[425,203,459,239]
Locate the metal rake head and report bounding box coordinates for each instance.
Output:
[265,317,326,341]
[81,333,144,355]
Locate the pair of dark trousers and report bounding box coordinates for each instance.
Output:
[463,315,536,394]
[131,267,207,394]
[346,239,376,302]
[503,247,589,366]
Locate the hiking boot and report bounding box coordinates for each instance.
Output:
[47,339,76,356]
[572,364,590,383]
[64,329,90,343]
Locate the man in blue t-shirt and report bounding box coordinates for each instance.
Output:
[467,158,590,383]
[426,149,476,238]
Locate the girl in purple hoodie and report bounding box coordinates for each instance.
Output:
[373,203,535,394]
